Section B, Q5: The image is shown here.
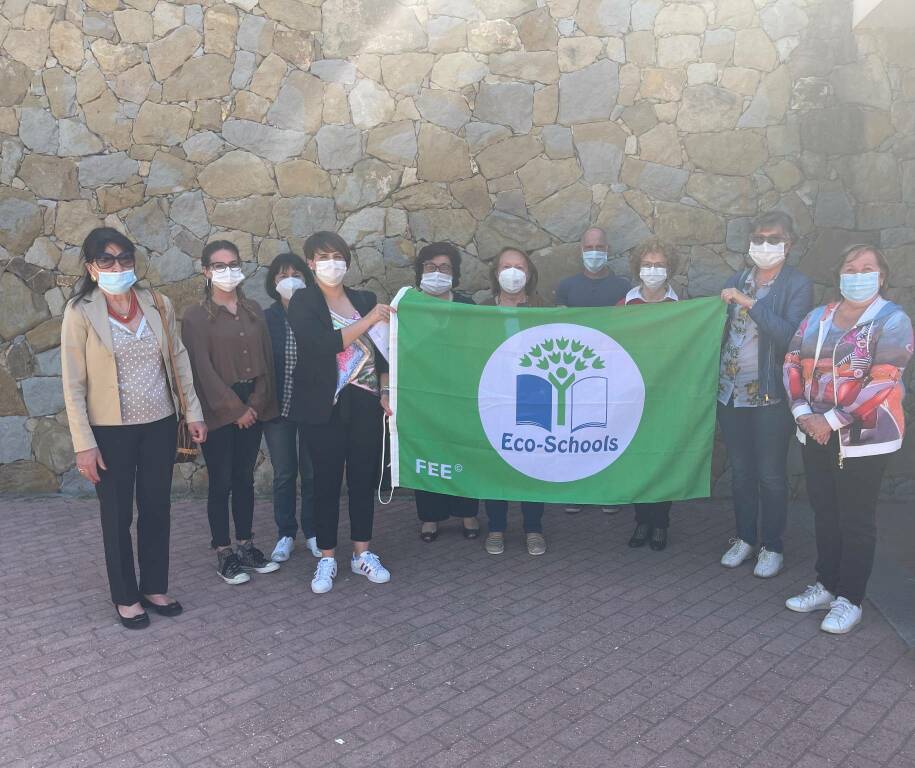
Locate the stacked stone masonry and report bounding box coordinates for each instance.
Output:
[0,0,912,496]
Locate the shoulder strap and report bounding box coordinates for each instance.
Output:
[151,291,188,418]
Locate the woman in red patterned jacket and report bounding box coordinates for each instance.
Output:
[783,244,913,635]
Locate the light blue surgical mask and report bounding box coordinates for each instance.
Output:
[582,249,608,273]
[840,271,880,303]
[96,269,137,295]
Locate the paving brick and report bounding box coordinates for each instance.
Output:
[0,497,912,768]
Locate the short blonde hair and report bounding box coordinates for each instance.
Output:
[628,238,679,281]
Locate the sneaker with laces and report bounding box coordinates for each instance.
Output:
[753,547,783,578]
[236,541,280,574]
[721,538,754,568]
[820,597,862,634]
[305,536,322,558]
[351,551,391,583]
[526,532,546,556]
[217,549,250,585]
[311,557,337,594]
[786,583,835,613]
[271,536,294,562]
[485,532,504,555]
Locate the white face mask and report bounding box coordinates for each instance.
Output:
[582,249,608,273]
[420,271,453,295]
[314,259,347,287]
[639,266,667,289]
[498,266,527,294]
[210,266,245,291]
[748,241,786,269]
[276,276,306,301]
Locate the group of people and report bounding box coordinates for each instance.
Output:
[61,211,912,637]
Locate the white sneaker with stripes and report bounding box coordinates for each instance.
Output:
[351,551,391,584]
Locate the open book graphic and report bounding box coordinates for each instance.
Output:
[570,376,608,432]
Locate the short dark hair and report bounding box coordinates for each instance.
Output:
[751,210,797,242]
[303,230,352,266]
[202,239,240,266]
[414,242,462,287]
[265,252,310,300]
[837,243,891,289]
[72,227,137,304]
[489,246,539,296]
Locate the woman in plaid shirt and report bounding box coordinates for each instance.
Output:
[263,253,322,564]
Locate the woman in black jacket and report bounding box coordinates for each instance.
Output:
[286,231,393,595]
[262,253,321,564]
[410,242,481,543]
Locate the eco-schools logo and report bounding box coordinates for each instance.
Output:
[478,323,645,482]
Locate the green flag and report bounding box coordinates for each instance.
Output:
[389,288,727,505]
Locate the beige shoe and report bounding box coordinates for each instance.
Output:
[485,532,504,555]
[526,533,546,556]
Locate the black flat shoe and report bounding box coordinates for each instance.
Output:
[420,526,438,542]
[462,525,480,539]
[140,596,183,617]
[628,523,651,548]
[649,527,668,551]
[116,607,149,629]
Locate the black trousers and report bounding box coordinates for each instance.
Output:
[803,435,889,606]
[302,386,384,551]
[92,416,178,606]
[201,420,263,548]
[634,501,672,528]
[415,491,478,522]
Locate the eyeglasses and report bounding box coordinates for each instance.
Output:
[422,263,453,275]
[93,252,136,269]
[209,261,241,272]
[750,235,787,246]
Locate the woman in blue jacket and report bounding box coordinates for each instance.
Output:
[717,211,813,579]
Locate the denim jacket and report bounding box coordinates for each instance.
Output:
[722,264,813,403]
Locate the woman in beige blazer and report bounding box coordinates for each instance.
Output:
[61,227,206,629]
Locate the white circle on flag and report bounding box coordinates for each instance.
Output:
[477,323,645,482]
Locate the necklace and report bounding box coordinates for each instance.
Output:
[107,290,139,323]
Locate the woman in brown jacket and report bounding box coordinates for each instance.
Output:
[181,240,279,586]
[61,227,206,629]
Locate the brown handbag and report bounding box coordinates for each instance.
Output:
[151,291,199,463]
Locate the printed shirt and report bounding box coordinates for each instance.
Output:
[784,299,914,457]
[718,273,776,407]
[330,308,378,397]
[109,316,175,425]
[280,318,297,418]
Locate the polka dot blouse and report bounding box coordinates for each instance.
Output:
[109,317,175,425]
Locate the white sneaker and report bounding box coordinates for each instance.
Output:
[753,547,783,578]
[271,536,294,562]
[786,583,835,613]
[820,597,862,634]
[721,538,754,568]
[305,536,322,558]
[351,551,391,584]
[311,557,337,594]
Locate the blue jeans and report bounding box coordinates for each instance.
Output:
[485,500,544,533]
[717,401,792,552]
[263,417,315,540]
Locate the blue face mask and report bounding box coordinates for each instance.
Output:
[839,271,880,303]
[96,269,137,295]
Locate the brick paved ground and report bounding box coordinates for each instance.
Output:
[2,495,913,768]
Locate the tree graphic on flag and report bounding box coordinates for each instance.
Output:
[517,338,605,428]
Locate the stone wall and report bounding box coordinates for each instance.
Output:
[0,0,912,497]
